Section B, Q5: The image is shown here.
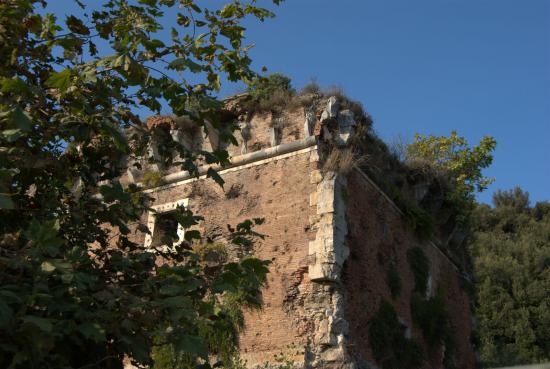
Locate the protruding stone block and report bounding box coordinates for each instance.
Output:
[336,109,356,146]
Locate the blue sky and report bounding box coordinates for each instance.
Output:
[44,0,550,204]
[227,0,549,204]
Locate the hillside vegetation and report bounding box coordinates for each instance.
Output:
[470,188,550,367]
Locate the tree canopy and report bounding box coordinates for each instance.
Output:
[0,0,280,368]
[406,131,496,225]
[470,188,550,366]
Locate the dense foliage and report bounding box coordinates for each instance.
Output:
[0,0,280,368]
[471,188,550,366]
[406,131,496,224]
[407,131,496,196]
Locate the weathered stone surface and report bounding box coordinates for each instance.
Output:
[308,172,349,282]
[304,107,316,137]
[335,109,356,146]
[327,96,339,118]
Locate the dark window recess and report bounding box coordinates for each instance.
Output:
[150,212,181,248]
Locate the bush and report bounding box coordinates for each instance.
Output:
[244,73,295,114]
[299,80,321,95]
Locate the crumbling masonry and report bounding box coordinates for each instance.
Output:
[121,94,476,369]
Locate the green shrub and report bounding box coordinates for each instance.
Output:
[299,80,321,95]
[244,73,295,114]
[152,341,195,369]
[368,300,424,369]
[407,247,430,294]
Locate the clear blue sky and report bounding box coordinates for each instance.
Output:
[227,0,549,205]
[44,1,550,204]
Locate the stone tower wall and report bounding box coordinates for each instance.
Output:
[124,95,476,369]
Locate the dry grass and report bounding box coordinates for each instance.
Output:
[323,148,368,175]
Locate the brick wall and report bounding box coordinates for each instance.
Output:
[343,170,476,369]
[136,147,319,367]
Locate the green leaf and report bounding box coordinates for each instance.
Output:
[78,322,106,342]
[206,167,224,187]
[159,284,186,296]
[0,300,13,329]
[207,72,220,91]
[46,69,72,92]
[157,295,192,309]
[100,182,130,203]
[66,15,90,35]
[0,77,30,95]
[40,261,56,273]
[0,106,32,132]
[0,193,14,209]
[81,67,97,83]
[22,316,53,333]
[10,108,32,131]
[168,58,203,73]
[184,229,200,241]
[25,219,63,255]
[0,289,22,304]
[174,334,207,358]
[1,129,23,142]
[100,121,129,153]
[220,4,237,18]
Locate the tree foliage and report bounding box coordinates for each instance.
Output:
[407,131,496,194]
[406,131,496,221]
[471,187,550,366]
[0,0,280,368]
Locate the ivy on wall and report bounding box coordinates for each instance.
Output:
[387,262,402,299]
[368,300,424,369]
[406,247,430,294]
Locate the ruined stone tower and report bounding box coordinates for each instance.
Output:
[121,93,476,369]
